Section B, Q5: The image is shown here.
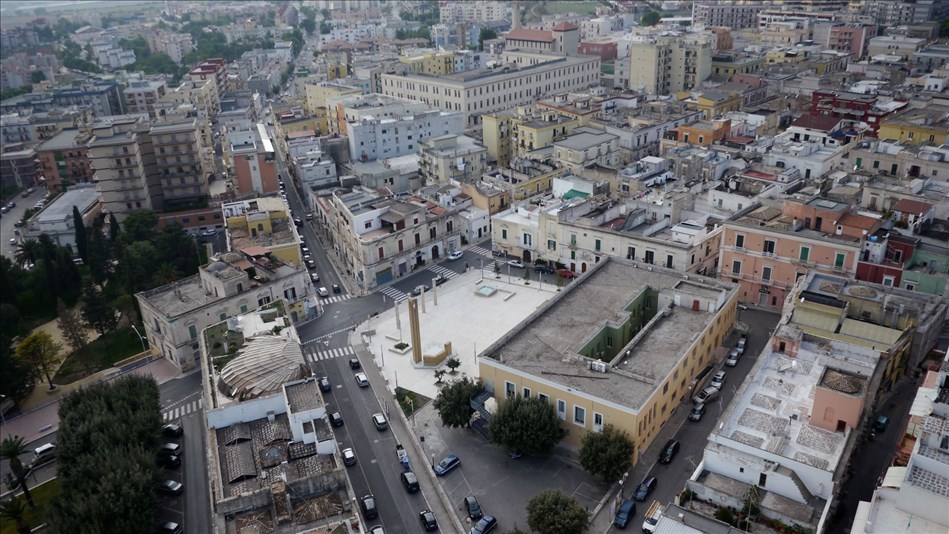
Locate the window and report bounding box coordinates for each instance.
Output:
[593,412,604,431]
[763,240,775,255]
[882,275,894,287]
[523,233,532,246]
[548,239,556,250]
[538,393,549,403]
[557,400,566,420]
[240,304,248,313]
[800,246,810,262]
[645,250,654,264]
[502,229,508,239]
[283,287,297,300]
[627,246,636,260]
[666,254,673,268]
[219,313,227,321]
[735,234,745,249]
[834,252,845,269]
[364,221,372,229]
[732,260,742,275]
[188,325,197,340]
[595,239,601,251]
[505,381,515,398]
[762,266,772,281]
[378,247,384,260]
[522,387,531,398]
[573,406,586,426]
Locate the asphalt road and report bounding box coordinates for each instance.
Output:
[1,188,40,260]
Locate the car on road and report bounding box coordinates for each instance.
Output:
[372,413,388,430]
[342,447,357,466]
[354,373,369,387]
[157,454,180,469]
[659,439,680,464]
[162,423,183,437]
[693,386,720,405]
[8,238,16,245]
[160,479,183,495]
[433,454,460,476]
[533,264,555,274]
[306,259,316,269]
[305,213,313,221]
[369,527,384,534]
[412,284,429,296]
[711,370,727,389]
[735,338,746,355]
[310,272,320,283]
[201,228,217,237]
[556,268,576,279]
[160,443,182,457]
[328,411,343,427]
[318,376,331,392]
[349,358,361,370]
[613,499,635,529]
[470,515,498,534]
[433,274,448,286]
[332,284,341,293]
[725,349,740,367]
[159,521,183,534]
[401,471,419,493]
[689,403,706,422]
[360,494,378,519]
[448,250,463,261]
[507,259,525,269]
[464,495,483,520]
[301,246,309,255]
[318,287,330,297]
[419,510,438,531]
[634,476,657,501]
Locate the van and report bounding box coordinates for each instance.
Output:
[32,443,56,465]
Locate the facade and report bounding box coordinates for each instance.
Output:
[553,127,619,173]
[343,97,465,161]
[150,118,208,209]
[810,90,905,136]
[0,114,36,145]
[418,135,488,186]
[857,0,946,26]
[812,22,878,57]
[381,54,600,127]
[229,124,278,197]
[477,257,738,456]
[692,0,766,29]
[482,105,580,168]
[399,51,456,76]
[848,139,949,182]
[33,128,94,192]
[867,35,926,60]
[124,79,168,117]
[88,115,163,221]
[0,149,38,191]
[21,185,101,248]
[305,82,363,123]
[877,104,949,146]
[618,32,715,95]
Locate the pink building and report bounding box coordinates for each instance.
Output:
[827,24,877,58]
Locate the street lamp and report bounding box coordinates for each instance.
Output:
[130,324,147,353]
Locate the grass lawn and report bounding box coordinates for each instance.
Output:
[543,1,602,15]
[395,387,431,417]
[53,327,148,385]
[0,478,60,534]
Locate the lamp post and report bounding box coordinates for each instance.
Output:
[130,324,147,353]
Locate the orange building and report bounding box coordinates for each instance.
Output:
[673,118,731,148]
[34,128,94,193]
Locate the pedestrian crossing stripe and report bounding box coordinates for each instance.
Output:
[379,286,408,303]
[304,345,356,364]
[319,294,352,305]
[163,398,203,422]
[304,327,354,344]
[428,265,458,279]
[467,246,493,258]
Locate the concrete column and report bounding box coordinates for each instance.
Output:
[409,298,421,364]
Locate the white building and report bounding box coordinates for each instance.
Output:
[348,109,465,162]
[319,24,378,44]
[22,185,101,249]
[297,151,338,189]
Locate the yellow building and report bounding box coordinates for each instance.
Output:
[710,53,765,78]
[304,81,362,118]
[877,104,949,146]
[399,51,455,75]
[476,258,739,457]
[482,105,578,168]
[482,110,514,168]
[223,197,303,268]
[683,91,743,120]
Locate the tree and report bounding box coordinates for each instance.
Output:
[57,299,88,352]
[445,356,461,373]
[13,239,41,268]
[80,284,117,335]
[0,335,35,403]
[526,489,589,534]
[641,10,662,26]
[578,424,634,484]
[0,496,32,534]
[108,212,120,242]
[941,18,949,38]
[29,70,46,84]
[494,261,501,277]
[523,267,531,284]
[489,396,564,456]
[319,21,331,34]
[433,377,483,428]
[153,262,180,286]
[0,437,35,509]
[120,210,158,244]
[301,17,316,36]
[478,28,497,51]
[15,331,63,389]
[73,206,87,263]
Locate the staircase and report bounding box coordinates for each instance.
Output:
[470,390,494,441]
[775,464,814,504]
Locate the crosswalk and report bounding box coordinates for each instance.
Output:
[379,285,408,304]
[319,294,352,305]
[163,398,202,422]
[467,246,493,258]
[303,345,356,364]
[428,264,459,280]
[377,265,462,304]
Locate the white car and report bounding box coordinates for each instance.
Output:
[507,260,525,269]
[354,373,369,387]
[447,250,463,261]
[711,370,726,389]
[201,228,217,237]
[318,287,330,297]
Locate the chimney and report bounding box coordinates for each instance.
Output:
[512,0,521,30]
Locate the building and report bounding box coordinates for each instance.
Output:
[52,82,123,118]
[475,257,738,455]
[228,124,277,197]
[418,134,487,186]
[0,114,36,146]
[710,53,766,78]
[399,50,456,76]
[312,186,464,292]
[381,54,600,127]
[617,32,715,95]
[848,139,949,183]
[867,35,926,60]
[857,0,947,26]
[21,185,101,248]
[553,127,619,173]
[88,115,164,221]
[150,118,209,210]
[504,23,580,56]
[0,148,38,191]
[482,104,579,168]
[33,128,94,192]
[809,90,906,136]
[124,79,168,118]
[812,22,878,57]
[877,103,949,146]
[305,82,363,124]
[440,1,509,24]
[692,0,767,29]
[590,100,706,161]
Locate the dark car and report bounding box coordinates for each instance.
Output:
[162,423,183,438]
[342,447,357,466]
[470,515,498,534]
[160,443,182,457]
[159,522,183,534]
[360,494,378,520]
[349,358,361,369]
[659,439,680,464]
[874,415,889,433]
[157,454,181,469]
[613,499,635,529]
[689,402,707,422]
[159,479,183,495]
[401,471,420,493]
[433,274,448,286]
[434,454,460,476]
[318,376,331,392]
[464,495,483,520]
[328,411,344,427]
[419,510,438,531]
[332,284,341,293]
[533,264,555,274]
[556,268,576,279]
[634,476,657,501]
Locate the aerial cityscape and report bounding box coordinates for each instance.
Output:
[0,0,947,533]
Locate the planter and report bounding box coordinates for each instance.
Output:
[389,344,412,355]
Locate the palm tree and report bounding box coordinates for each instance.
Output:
[13,239,41,268]
[0,436,35,508]
[0,496,32,534]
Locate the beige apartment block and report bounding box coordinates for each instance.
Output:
[418,134,487,186]
[88,115,163,221]
[150,118,209,209]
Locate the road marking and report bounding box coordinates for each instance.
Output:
[467,246,493,258]
[163,398,203,422]
[428,265,458,279]
[319,294,352,305]
[379,286,408,304]
[303,327,354,345]
[303,345,356,364]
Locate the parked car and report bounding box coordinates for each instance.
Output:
[160,443,182,457]
[201,228,217,237]
[342,447,357,466]
[400,471,420,493]
[354,373,369,387]
[360,494,378,519]
[306,259,316,270]
[725,349,740,367]
[693,386,720,405]
[328,411,343,427]
[736,337,747,354]
[464,495,483,520]
[318,287,330,297]
[159,522,183,534]
[448,250,463,261]
[556,268,576,278]
[372,413,388,430]
[711,370,727,389]
[332,284,341,293]
[434,454,460,476]
[369,527,384,534]
[634,476,657,501]
[470,515,498,534]
[310,272,320,283]
[533,264,555,274]
[162,423,183,438]
[507,259,525,269]
[419,510,438,531]
[689,403,706,422]
[433,274,448,286]
[659,439,680,464]
[318,376,331,392]
[412,284,429,296]
[613,499,635,529]
[157,454,180,469]
[874,415,890,433]
[160,479,183,495]
[349,358,361,370]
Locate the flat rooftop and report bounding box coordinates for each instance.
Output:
[33,186,99,224]
[141,275,217,318]
[486,260,731,411]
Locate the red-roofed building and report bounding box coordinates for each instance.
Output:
[810,90,906,135]
[504,21,578,56]
[891,198,935,233]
